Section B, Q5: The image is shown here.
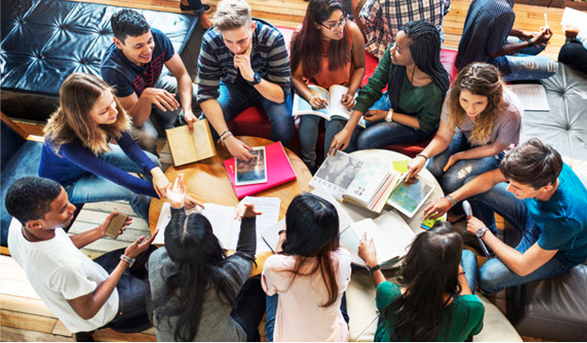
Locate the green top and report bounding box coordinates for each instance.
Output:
[375,281,485,342]
[354,46,445,133]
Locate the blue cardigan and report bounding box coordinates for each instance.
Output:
[39,131,159,198]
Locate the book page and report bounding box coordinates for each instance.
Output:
[292,85,330,118]
[261,219,286,253]
[239,196,281,252]
[344,159,394,208]
[561,7,587,32]
[310,152,364,201]
[506,84,550,111]
[190,119,216,161]
[165,126,197,166]
[327,84,353,120]
[200,204,237,249]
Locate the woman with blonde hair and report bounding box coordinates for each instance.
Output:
[406,63,522,217]
[40,72,194,220]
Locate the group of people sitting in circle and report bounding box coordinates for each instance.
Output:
[4,0,587,341]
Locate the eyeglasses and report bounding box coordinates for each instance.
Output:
[320,15,349,32]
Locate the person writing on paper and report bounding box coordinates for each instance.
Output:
[358,222,484,341]
[149,175,266,341]
[329,20,450,154]
[423,139,587,293]
[40,73,197,221]
[6,177,158,340]
[197,0,294,161]
[559,23,587,75]
[290,0,365,171]
[455,0,557,82]
[406,63,522,218]
[262,193,352,341]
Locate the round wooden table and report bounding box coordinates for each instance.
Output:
[149,136,313,234]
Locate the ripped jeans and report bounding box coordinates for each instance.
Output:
[499,36,558,82]
[426,130,504,215]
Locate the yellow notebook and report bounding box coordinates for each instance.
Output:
[165,118,216,167]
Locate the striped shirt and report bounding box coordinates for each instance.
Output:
[455,0,515,75]
[197,20,291,103]
[101,28,174,98]
[359,0,451,59]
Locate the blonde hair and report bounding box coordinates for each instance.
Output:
[213,0,252,31]
[447,63,503,146]
[44,72,131,156]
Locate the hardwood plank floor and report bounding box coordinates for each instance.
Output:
[1,0,574,341]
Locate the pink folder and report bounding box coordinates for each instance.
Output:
[224,141,297,199]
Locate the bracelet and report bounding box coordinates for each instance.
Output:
[120,254,136,268]
[217,130,233,144]
[366,264,381,275]
[444,194,457,207]
[526,39,533,47]
[416,153,428,161]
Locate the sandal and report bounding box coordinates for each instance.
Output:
[180,3,212,15]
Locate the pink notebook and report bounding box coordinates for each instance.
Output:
[224,141,297,199]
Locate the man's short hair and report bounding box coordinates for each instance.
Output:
[500,138,563,189]
[111,9,150,43]
[213,0,252,31]
[5,177,63,224]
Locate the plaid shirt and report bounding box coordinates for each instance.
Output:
[197,20,290,103]
[360,0,451,59]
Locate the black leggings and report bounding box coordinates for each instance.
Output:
[558,40,587,76]
[230,277,267,342]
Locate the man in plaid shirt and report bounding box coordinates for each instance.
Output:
[358,0,451,59]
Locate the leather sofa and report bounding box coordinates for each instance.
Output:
[505,63,587,341]
[1,0,201,122]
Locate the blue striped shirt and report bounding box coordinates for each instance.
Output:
[197,20,291,103]
[455,0,515,75]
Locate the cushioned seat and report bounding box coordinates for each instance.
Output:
[1,0,200,121]
[505,63,587,341]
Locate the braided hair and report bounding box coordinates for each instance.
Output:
[387,21,450,108]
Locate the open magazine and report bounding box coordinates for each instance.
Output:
[293,84,366,128]
[309,152,402,213]
[387,176,435,218]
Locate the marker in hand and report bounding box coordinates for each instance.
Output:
[462,200,472,218]
[463,200,491,258]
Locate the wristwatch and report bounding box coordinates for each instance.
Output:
[385,108,394,123]
[476,226,489,239]
[248,72,262,86]
[120,254,136,267]
[366,264,381,275]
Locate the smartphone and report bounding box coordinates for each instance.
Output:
[105,213,128,239]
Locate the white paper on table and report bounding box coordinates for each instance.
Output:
[260,219,286,253]
[240,196,281,252]
[561,7,587,33]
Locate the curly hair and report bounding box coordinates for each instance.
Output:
[44,72,130,156]
[447,63,503,146]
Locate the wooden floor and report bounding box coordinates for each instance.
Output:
[0,0,571,341]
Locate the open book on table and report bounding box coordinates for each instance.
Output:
[293,84,366,128]
[165,118,216,167]
[309,152,403,213]
[506,84,549,111]
[153,196,280,252]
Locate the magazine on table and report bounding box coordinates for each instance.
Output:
[292,84,366,128]
[309,152,402,213]
[153,196,280,252]
[387,175,435,218]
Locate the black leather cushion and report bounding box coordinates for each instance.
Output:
[1,0,200,121]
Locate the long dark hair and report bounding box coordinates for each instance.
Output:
[280,193,340,307]
[152,212,242,341]
[290,0,351,78]
[388,21,450,109]
[383,222,463,341]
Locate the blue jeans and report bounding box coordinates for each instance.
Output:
[427,130,504,213]
[461,249,479,292]
[299,116,346,168]
[265,292,349,342]
[64,144,158,220]
[467,182,570,293]
[356,93,434,150]
[94,245,157,333]
[500,36,558,82]
[213,80,294,146]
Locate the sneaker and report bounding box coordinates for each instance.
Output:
[180,3,212,15]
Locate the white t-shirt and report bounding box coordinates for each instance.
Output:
[8,221,119,333]
[261,248,352,342]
